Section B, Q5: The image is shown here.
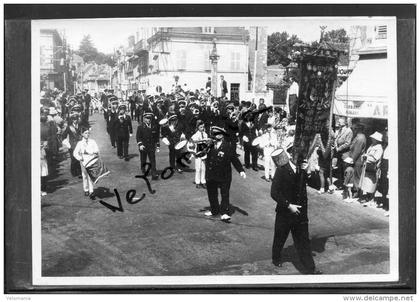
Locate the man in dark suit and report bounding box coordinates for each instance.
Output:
[115,104,133,161]
[136,112,160,179]
[270,148,322,274]
[107,99,119,148]
[240,113,258,170]
[161,115,186,173]
[220,75,228,98]
[205,77,212,90]
[204,126,246,221]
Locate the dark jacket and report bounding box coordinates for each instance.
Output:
[240,121,257,145]
[115,115,133,138]
[161,122,185,146]
[270,163,308,222]
[205,139,244,182]
[221,80,228,94]
[136,121,160,149]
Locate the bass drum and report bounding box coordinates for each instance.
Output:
[271,148,290,167]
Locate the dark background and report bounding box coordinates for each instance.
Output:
[4,4,416,294]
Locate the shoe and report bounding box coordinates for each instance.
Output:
[89,193,96,200]
[245,165,251,169]
[252,167,259,171]
[344,197,354,203]
[220,214,231,221]
[308,269,323,275]
[118,156,123,159]
[318,189,325,194]
[272,260,282,267]
[201,184,207,189]
[384,211,389,217]
[204,211,215,217]
[261,176,267,180]
[84,191,89,196]
[367,201,377,208]
[152,175,159,180]
[124,157,129,161]
[196,184,200,189]
[176,168,183,173]
[41,191,47,196]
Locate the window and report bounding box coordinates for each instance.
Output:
[177,50,187,70]
[230,52,241,71]
[376,25,387,40]
[202,27,214,34]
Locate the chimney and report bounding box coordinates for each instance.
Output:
[128,35,135,47]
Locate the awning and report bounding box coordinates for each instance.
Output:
[334,57,390,119]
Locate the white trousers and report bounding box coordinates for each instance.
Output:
[195,157,206,184]
[81,163,94,193]
[264,147,276,179]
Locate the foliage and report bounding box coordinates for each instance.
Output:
[267,31,302,66]
[76,35,115,67]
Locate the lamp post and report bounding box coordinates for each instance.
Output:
[209,38,219,97]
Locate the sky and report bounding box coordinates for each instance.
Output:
[34,17,392,54]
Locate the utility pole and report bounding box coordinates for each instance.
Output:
[252,26,258,100]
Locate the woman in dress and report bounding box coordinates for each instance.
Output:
[359,132,384,206]
[73,126,99,199]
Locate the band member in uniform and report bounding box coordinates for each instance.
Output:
[161,114,186,173]
[101,90,109,120]
[270,148,322,274]
[115,104,133,161]
[73,126,99,200]
[107,98,119,148]
[136,112,160,179]
[191,120,208,189]
[129,91,137,120]
[224,103,239,150]
[240,113,259,170]
[204,126,246,222]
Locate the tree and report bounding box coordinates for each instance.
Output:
[311,28,350,65]
[76,35,116,67]
[323,28,349,44]
[267,31,302,66]
[77,35,98,63]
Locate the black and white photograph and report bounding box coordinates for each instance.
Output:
[29,16,401,286]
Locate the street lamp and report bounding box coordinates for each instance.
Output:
[209,38,219,97]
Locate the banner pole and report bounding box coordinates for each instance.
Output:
[328,75,338,188]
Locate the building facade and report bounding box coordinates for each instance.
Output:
[111,27,269,102]
[80,63,112,94]
[40,29,65,90]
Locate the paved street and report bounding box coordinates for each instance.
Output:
[41,112,390,276]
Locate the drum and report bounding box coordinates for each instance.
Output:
[161,137,170,146]
[252,136,262,147]
[271,148,290,167]
[84,156,110,184]
[175,139,188,151]
[175,139,193,162]
[159,118,169,126]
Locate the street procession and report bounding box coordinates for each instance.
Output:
[39,23,392,277]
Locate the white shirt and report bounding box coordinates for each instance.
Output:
[73,138,99,164]
[289,161,297,173]
[288,81,299,96]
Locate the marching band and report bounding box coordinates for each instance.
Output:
[56,87,294,221]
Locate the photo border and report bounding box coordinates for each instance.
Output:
[4,4,416,294]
